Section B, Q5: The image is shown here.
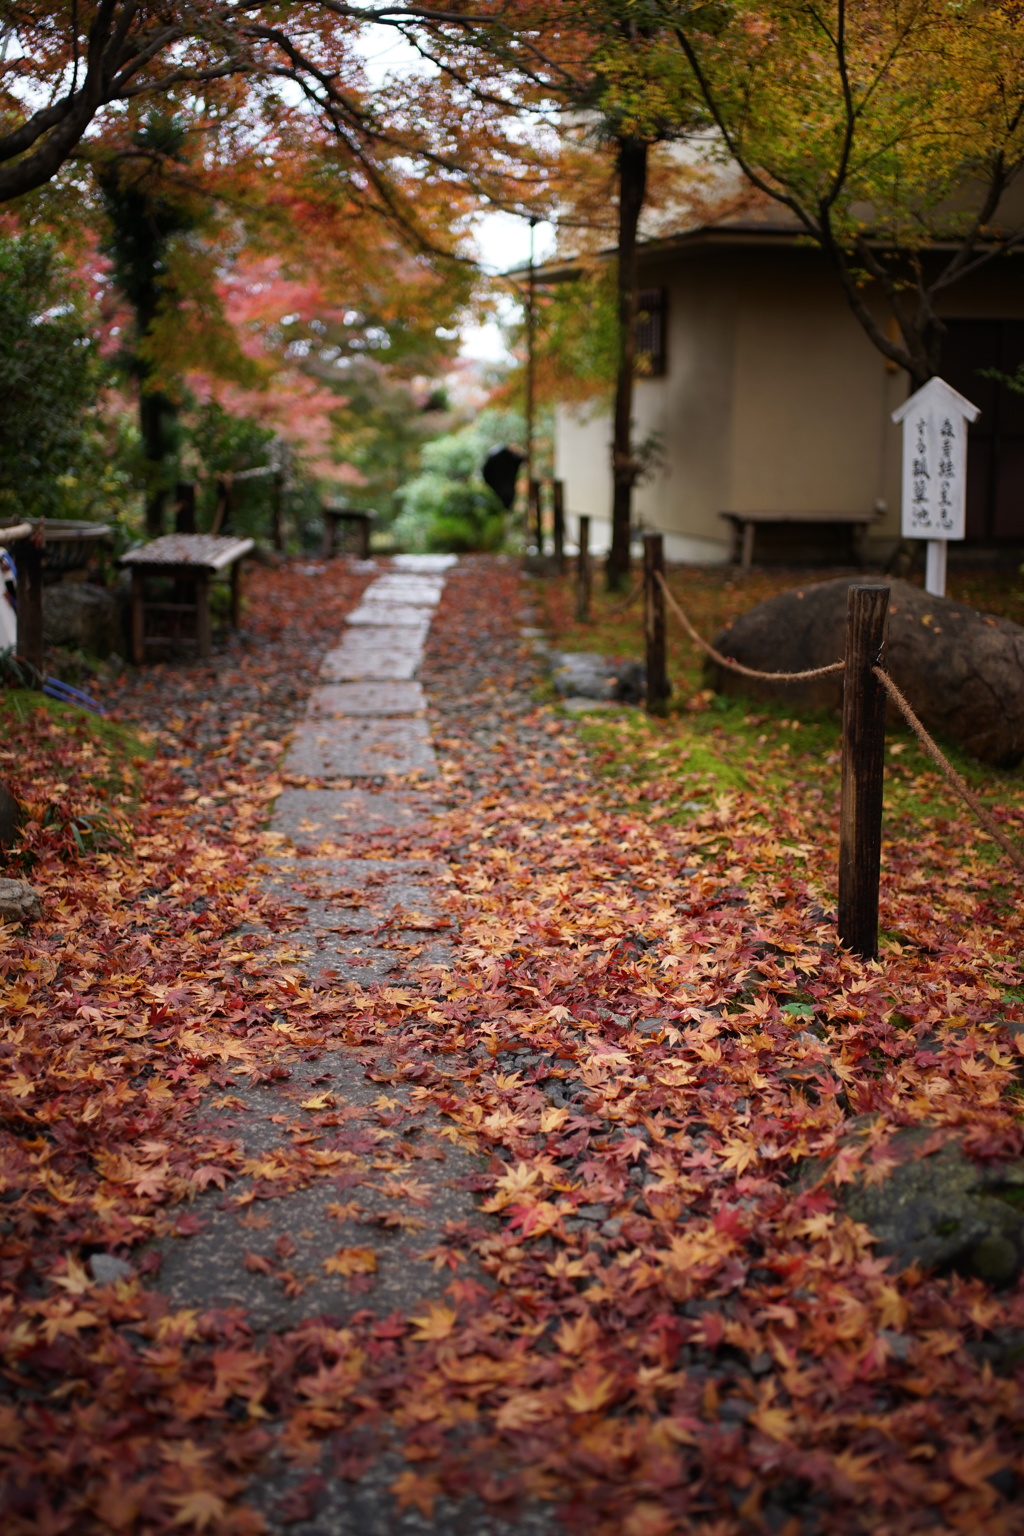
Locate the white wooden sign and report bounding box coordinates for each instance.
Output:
[892,377,980,596]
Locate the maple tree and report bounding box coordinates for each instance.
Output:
[659,0,1024,387]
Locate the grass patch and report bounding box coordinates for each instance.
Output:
[0,689,152,809]
[536,567,1024,833]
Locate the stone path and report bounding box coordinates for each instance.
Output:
[152,556,556,1534]
[280,556,450,781]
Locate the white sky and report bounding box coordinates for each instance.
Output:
[354,22,555,366]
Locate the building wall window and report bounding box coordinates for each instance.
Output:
[636,288,667,377]
[940,319,1024,541]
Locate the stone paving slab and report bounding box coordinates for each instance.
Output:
[346,602,439,628]
[155,1048,476,1332]
[283,717,436,779]
[320,626,429,681]
[271,786,443,843]
[392,553,458,572]
[308,682,426,718]
[357,576,443,605]
[262,855,450,983]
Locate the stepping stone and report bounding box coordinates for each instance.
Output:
[358,576,443,606]
[346,602,437,628]
[271,786,440,842]
[283,717,436,778]
[262,855,451,983]
[308,682,425,718]
[392,553,458,572]
[320,626,428,681]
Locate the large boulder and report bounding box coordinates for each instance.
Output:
[43,582,122,658]
[709,577,1024,766]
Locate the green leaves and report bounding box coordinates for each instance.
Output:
[0,233,102,521]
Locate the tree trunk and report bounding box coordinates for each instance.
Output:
[607,135,648,592]
[140,388,175,539]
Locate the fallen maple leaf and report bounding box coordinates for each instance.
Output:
[948,1440,1008,1489]
[169,1489,228,1530]
[52,1254,92,1296]
[554,1313,600,1355]
[495,1392,554,1432]
[564,1365,618,1415]
[391,1469,440,1519]
[409,1301,457,1341]
[751,1404,797,1443]
[323,1247,378,1277]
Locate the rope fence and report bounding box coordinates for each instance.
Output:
[873,667,1024,874]
[575,533,1024,957]
[655,571,846,684]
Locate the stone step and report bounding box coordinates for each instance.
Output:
[283,716,436,778]
[308,681,425,718]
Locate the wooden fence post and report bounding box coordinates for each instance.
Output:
[272,470,285,551]
[211,476,232,535]
[174,481,196,534]
[529,478,543,555]
[15,536,44,677]
[643,533,669,713]
[576,516,591,623]
[838,583,890,960]
[552,480,565,571]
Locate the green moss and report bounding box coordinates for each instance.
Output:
[0,689,152,803]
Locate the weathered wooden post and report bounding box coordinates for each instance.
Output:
[576,516,591,623]
[272,470,285,551]
[529,478,543,555]
[211,475,232,536]
[356,511,371,561]
[643,533,669,714]
[129,569,145,666]
[838,583,890,960]
[15,531,44,677]
[174,481,196,534]
[552,479,565,571]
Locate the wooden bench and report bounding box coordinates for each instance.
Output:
[719,510,880,571]
[120,534,254,665]
[322,507,374,559]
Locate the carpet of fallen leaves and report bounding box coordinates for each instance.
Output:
[2,555,1024,1534]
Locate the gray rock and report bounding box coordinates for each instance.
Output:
[812,1124,1024,1284]
[551,652,646,704]
[43,582,122,658]
[708,576,1024,766]
[89,1253,133,1285]
[0,878,42,923]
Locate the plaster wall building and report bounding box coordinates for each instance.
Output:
[552,223,1024,564]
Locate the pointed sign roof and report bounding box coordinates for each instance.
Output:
[892,375,981,425]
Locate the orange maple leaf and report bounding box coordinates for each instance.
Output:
[948,1439,1008,1489]
[323,1247,377,1277]
[169,1489,228,1530]
[392,1469,440,1519]
[564,1364,618,1414]
[409,1302,456,1341]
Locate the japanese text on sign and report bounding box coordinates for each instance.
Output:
[893,378,979,542]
